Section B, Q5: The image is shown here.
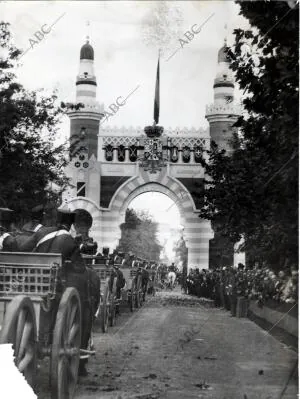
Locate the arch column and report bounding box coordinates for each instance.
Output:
[113,147,118,162]
[190,149,195,163]
[125,147,130,162]
[178,149,183,163]
[181,210,213,271]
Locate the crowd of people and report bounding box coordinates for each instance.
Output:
[1,204,297,339]
[186,263,298,314]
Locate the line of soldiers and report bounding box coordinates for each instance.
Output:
[186,264,298,315]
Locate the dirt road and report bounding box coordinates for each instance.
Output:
[73,290,298,399]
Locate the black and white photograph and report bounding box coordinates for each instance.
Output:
[0,1,298,398]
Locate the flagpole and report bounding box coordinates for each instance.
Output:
[153,48,161,127]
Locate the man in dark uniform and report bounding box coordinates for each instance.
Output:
[186,269,195,295]
[228,268,238,317]
[0,208,18,251]
[20,208,100,376]
[105,252,125,314]
[16,205,45,251]
[140,261,150,301]
[112,261,126,314]
[113,252,126,297]
[22,204,45,234]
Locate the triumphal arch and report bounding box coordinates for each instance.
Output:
[61,39,240,270]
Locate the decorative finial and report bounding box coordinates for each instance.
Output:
[224,24,228,46]
[86,20,90,43]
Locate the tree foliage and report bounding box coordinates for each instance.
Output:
[117,208,162,261]
[173,236,188,268]
[141,0,183,56]
[0,22,73,223]
[198,1,298,269]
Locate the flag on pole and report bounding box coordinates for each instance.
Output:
[154,51,160,124]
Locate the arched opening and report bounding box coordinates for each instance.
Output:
[103,178,213,270]
[117,192,188,271]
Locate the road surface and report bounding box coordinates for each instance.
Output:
[72,290,298,399]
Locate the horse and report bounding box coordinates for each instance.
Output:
[167,271,176,290]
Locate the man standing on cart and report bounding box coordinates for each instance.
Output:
[22,204,45,234]
[18,207,100,376]
[112,252,126,300]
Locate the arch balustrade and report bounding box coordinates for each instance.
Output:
[102,136,210,164]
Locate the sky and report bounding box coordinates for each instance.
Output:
[129,192,181,228]
[2,0,248,134]
[1,1,248,260]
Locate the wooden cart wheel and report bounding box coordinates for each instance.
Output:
[135,275,142,308]
[109,277,117,327]
[100,283,109,333]
[129,280,135,312]
[50,287,81,399]
[0,295,37,388]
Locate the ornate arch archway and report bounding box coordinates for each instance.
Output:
[100,170,213,270]
[62,170,213,269]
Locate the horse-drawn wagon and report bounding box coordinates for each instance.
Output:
[82,255,119,333]
[0,251,89,399]
[117,259,144,312]
[147,266,159,296]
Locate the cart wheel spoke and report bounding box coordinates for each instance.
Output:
[68,357,77,383]
[68,323,80,345]
[18,346,34,372]
[15,308,27,354]
[58,358,69,399]
[64,301,72,339]
[0,296,37,388]
[68,304,78,332]
[51,288,81,399]
[17,321,33,362]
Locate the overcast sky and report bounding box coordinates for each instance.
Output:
[1,1,248,259]
[2,0,248,132]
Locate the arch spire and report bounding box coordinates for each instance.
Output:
[86,20,91,44]
[224,23,228,46]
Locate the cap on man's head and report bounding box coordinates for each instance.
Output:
[108,257,114,266]
[31,204,45,220]
[57,208,76,227]
[102,247,110,256]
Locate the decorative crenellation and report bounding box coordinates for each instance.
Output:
[170,137,209,149]
[101,126,210,137]
[102,136,139,146]
[166,127,209,136]
[205,103,242,117]
[100,126,144,136]
[101,136,209,149]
